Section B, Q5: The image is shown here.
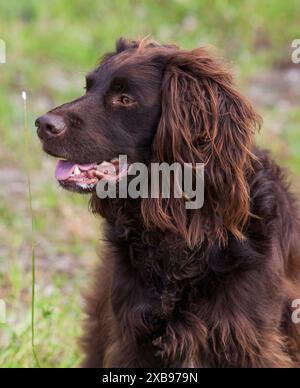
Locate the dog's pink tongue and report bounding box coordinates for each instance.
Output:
[55,160,96,181]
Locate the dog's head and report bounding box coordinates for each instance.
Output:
[37,38,261,246]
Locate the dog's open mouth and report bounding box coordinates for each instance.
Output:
[55,158,129,193]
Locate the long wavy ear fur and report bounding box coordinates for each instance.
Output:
[142,48,262,247]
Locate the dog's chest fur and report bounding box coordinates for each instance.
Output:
[108,221,272,367]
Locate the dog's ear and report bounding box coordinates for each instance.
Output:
[142,48,262,246]
[116,38,141,53]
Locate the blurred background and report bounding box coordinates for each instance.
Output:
[0,0,299,368]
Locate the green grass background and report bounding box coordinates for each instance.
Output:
[0,0,300,368]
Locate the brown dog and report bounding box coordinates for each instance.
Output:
[36,38,300,368]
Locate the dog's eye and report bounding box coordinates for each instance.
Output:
[111,94,136,107]
[120,95,134,105]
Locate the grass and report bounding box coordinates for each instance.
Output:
[22,91,40,367]
[0,271,84,368]
[0,0,299,368]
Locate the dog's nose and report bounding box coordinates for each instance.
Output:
[35,114,66,138]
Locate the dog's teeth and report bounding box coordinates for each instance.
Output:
[98,161,110,168]
[74,166,81,175]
